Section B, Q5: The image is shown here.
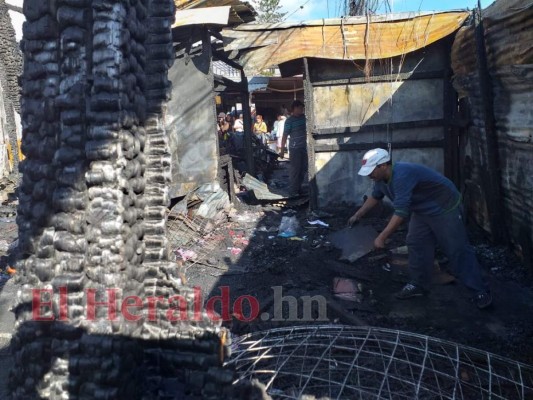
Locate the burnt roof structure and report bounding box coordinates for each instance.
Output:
[222,11,470,76]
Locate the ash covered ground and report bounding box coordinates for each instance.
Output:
[1,171,532,369]
[176,166,533,366]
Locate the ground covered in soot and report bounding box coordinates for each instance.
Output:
[178,183,533,367]
[1,173,532,369]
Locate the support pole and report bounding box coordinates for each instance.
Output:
[303,58,318,210]
[473,3,507,243]
[240,70,254,175]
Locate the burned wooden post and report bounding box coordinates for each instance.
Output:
[473,4,507,243]
[10,0,234,398]
[0,0,22,174]
[303,57,318,210]
[241,70,255,175]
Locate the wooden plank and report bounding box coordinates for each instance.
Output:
[473,7,507,243]
[314,140,444,153]
[304,58,318,211]
[173,6,231,28]
[241,71,254,175]
[312,79,444,129]
[311,70,446,86]
[312,119,445,135]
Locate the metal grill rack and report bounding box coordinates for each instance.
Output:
[227,325,533,399]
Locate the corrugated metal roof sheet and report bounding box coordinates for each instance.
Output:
[451,0,533,263]
[222,11,470,75]
[243,174,287,200]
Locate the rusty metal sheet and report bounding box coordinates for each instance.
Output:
[173,6,231,28]
[483,0,533,20]
[312,79,443,129]
[328,225,378,262]
[167,49,219,198]
[222,11,470,75]
[242,174,287,201]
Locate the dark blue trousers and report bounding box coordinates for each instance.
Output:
[289,147,308,196]
[406,208,489,293]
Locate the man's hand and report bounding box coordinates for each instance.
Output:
[279,150,285,159]
[373,235,386,249]
[347,212,362,227]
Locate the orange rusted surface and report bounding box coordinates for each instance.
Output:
[223,12,469,74]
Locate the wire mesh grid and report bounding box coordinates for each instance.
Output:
[166,207,222,270]
[227,325,533,400]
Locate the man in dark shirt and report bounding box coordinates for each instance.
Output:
[280,100,307,197]
[348,148,492,309]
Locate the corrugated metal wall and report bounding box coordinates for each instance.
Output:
[451,0,533,267]
[168,35,219,198]
[307,40,456,208]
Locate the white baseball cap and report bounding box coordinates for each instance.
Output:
[358,148,391,176]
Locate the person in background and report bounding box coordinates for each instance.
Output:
[225,114,234,135]
[253,114,268,143]
[231,113,245,152]
[217,112,230,143]
[234,113,244,133]
[272,114,280,140]
[280,100,307,197]
[348,148,492,309]
[275,114,287,149]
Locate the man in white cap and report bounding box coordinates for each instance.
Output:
[348,148,492,309]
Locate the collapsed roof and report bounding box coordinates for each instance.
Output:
[221,11,470,75]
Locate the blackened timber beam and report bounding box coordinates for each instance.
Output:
[474,4,507,243]
[241,71,254,175]
[314,140,444,153]
[313,119,445,136]
[442,36,459,186]
[214,75,247,92]
[304,58,318,210]
[208,29,224,42]
[212,49,244,71]
[6,3,23,13]
[311,70,447,87]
